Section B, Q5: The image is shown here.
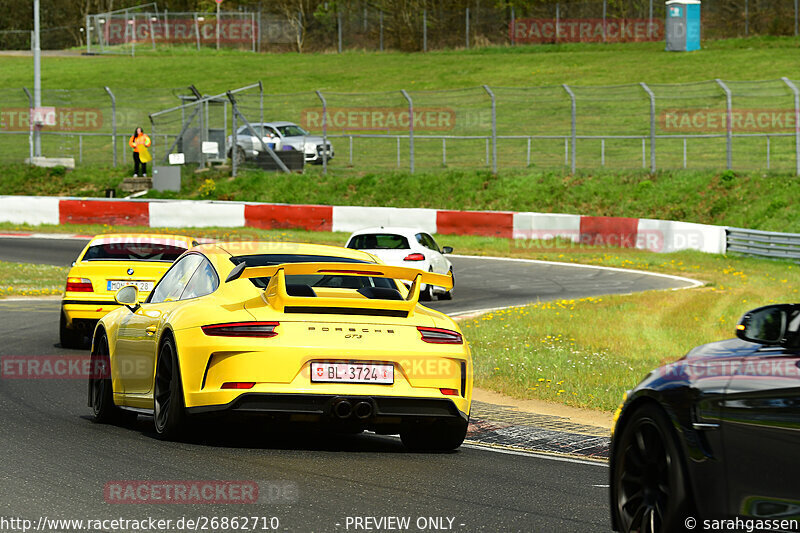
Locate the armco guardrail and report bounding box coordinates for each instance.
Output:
[727,227,800,260]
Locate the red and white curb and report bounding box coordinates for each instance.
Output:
[0,195,727,255]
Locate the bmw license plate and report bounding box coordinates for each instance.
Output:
[310,362,394,384]
[107,280,154,292]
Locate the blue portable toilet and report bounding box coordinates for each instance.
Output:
[665,0,701,51]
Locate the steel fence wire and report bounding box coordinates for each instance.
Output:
[402,87,491,170]
[0,89,34,165]
[648,80,729,170]
[570,84,653,170]
[317,90,415,171]
[4,79,800,174]
[492,86,573,170]
[721,79,798,171]
[234,90,325,172]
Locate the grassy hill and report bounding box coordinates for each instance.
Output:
[1,37,799,92]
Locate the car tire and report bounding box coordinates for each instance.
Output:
[612,403,691,533]
[438,269,454,301]
[60,311,83,349]
[400,418,468,452]
[153,335,187,440]
[419,283,433,301]
[89,332,136,424]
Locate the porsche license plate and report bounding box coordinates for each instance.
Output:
[107,280,154,292]
[310,362,394,384]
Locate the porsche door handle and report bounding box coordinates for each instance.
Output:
[145,326,157,336]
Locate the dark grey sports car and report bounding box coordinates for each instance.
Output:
[610,304,800,532]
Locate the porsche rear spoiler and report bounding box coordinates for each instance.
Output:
[225,261,452,315]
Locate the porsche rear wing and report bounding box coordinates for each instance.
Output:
[225,262,452,315]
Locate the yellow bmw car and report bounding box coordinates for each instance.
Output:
[61,233,198,348]
[88,242,472,451]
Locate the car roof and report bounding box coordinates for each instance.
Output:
[195,241,377,262]
[246,121,297,128]
[348,227,427,238]
[87,233,196,247]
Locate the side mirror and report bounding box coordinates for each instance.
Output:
[115,285,140,311]
[736,304,799,345]
[442,246,453,254]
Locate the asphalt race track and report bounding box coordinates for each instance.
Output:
[0,236,697,532]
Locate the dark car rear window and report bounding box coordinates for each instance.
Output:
[347,234,409,250]
[83,243,187,262]
[230,254,394,289]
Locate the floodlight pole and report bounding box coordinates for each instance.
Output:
[33,0,42,157]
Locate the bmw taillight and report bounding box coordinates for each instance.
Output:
[221,382,255,389]
[403,253,425,261]
[417,326,463,344]
[66,277,93,292]
[202,322,279,338]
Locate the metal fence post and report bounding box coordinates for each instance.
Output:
[562,84,576,173]
[379,11,384,51]
[466,8,470,49]
[401,89,414,173]
[796,0,799,37]
[640,82,656,172]
[231,103,238,177]
[148,115,156,169]
[745,0,749,36]
[483,85,497,174]
[510,7,515,45]
[782,77,800,175]
[23,87,33,163]
[715,79,733,170]
[315,90,328,174]
[258,80,264,128]
[104,86,117,167]
[338,11,342,53]
[602,0,607,42]
[555,4,560,44]
[423,9,427,52]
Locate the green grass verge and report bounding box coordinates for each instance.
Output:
[0,261,67,298]
[1,221,797,413]
[2,165,799,232]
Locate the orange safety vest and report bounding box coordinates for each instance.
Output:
[129,133,151,152]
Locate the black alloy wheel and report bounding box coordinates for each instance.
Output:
[613,404,690,533]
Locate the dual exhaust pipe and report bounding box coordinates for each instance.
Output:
[333,399,373,420]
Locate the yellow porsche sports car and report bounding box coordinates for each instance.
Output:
[61,233,198,349]
[88,242,472,451]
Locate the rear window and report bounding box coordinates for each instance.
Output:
[347,234,409,250]
[82,242,187,262]
[230,254,394,290]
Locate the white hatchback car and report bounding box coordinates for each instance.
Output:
[345,227,454,301]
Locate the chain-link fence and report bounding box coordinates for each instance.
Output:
[4,1,799,52]
[3,78,800,175]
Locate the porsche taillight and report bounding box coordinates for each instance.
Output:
[440,388,459,396]
[201,322,279,338]
[417,326,463,344]
[66,277,93,292]
[403,253,425,261]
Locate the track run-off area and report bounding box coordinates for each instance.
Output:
[0,234,699,532]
